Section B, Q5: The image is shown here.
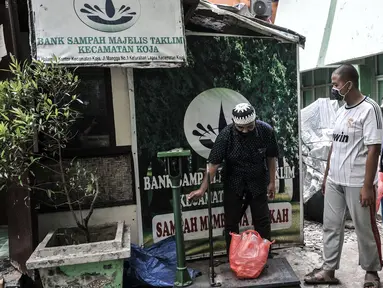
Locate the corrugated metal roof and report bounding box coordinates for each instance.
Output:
[188,0,305,47]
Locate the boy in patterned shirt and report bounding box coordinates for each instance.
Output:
[305,64,383,288]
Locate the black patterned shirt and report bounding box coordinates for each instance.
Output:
[208,121,279,197]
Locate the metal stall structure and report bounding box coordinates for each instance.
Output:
[130,0,306,259]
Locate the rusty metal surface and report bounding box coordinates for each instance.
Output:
[192,0,305,46]
[189,257,301,288]
[184,0,200,24]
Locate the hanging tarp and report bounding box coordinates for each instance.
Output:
[301,98,340,203]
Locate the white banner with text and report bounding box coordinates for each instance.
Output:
[30,0,186,65]
[152,202,293,243]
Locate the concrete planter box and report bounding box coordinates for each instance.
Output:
[26,221,130,288]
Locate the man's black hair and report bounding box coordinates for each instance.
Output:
[333,64,359,89]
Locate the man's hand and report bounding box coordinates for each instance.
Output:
[267,182,276,200]
[322,176,327,195]
[360,185,375,207]
[187,189,205,201]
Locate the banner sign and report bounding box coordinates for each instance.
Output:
[29,0,186,65]
[134,35,301,258]
[153,202,293,243]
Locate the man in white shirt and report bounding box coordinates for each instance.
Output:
[304,64,383,288]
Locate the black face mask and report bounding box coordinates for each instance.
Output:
[237,129,255,138]
[331,88,344,101]
[238,131,249,137]
[331,81,351,101]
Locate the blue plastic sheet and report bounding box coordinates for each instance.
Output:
[124,236,201,287]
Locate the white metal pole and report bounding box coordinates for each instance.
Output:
[127,68,144,246]
[296,44,305,245]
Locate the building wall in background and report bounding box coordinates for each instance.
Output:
[301,68,336,108]
[301,55,383,108]
[359,57,376,101]
[38,68,138,243]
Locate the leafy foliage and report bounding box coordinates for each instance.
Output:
[0,57,100,241]
[134,36,300,231]
[135,37,298,167]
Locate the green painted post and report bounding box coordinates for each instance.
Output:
[157,148,193,287]
[358,57,376,100]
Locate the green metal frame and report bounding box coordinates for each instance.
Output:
[157,148,193,287]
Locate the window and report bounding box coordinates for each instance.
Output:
[301,68,334,108]
[314,86,327,100]
[302,90,313,108]
[65,68,117,156]
[314,69,328,86]
[302,71,313,87]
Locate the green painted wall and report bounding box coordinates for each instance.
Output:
[359,57,376,100]
[39,259,124,288]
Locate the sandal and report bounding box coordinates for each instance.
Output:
[364,272,380,288]
[304,268,340,285]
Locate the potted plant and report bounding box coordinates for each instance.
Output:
[0,57,130,287]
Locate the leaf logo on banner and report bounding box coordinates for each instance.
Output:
[184,88,249,159]
[74,0,141,32]
[192,103,228,149]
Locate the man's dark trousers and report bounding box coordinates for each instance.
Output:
[224,189,271,255]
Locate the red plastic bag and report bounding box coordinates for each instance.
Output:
[376,172,383,212]
[229,230,274,279]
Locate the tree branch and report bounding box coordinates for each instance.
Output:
[35,163,61,175]
[36,195,91,208]
[34,152,59,164]
[57,141,85,231]
[83,179,100,228]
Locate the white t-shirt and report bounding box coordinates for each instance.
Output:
[328,96,383,187]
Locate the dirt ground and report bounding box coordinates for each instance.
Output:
[274,219,382,288]
[188,219,383,288]
[1,219,382,287]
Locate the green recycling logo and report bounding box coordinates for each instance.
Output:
[73,0,141,33]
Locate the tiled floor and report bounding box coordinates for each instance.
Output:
[0,227,9,258]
